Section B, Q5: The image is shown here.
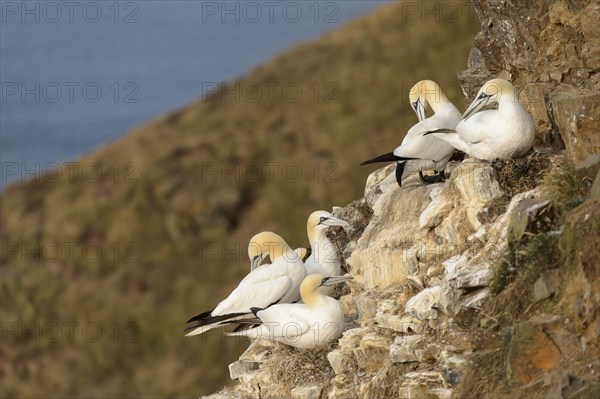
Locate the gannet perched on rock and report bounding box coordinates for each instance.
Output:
[227,274,352,349]
[303,211,350,295]
[185,232,306,336]
[424,79,534,161]
[361,80,461,186]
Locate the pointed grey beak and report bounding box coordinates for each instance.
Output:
[321,275,353,287]
[250,253,267,272]
[413,98,426,122]
[462,95,489,120]
[321,216,350,229]
[294,248,308,260]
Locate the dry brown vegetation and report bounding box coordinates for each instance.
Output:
[456,160,600,398]
[263,344,335,398]
[486,150,553,221]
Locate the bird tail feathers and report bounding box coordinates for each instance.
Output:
[186,309,214,323]
[360,152,414,165]
[184,312,248,337]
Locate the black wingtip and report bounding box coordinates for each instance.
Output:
[423,128,455,136]
[249,307,263,317]
[186,308,214,323]
[361,152,414,166]
[184,311,247,333]
[232,323,259,333]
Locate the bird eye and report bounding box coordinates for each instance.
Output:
[319,216,327,223]
[478,93,487,99]
[412,101,419,109]
[321,278,329,284]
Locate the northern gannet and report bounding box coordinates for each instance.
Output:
[227,274,352,349]
[303,211,350,295]
[361,80,461,186]
[423,79,535,161]
[185,232,306,336]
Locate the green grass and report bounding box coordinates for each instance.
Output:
[490,159,590,295]
[0,2,479,397]
[490,233,561,295]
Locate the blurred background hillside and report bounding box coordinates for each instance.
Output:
[1,1,478,397]
[1,0,389,189]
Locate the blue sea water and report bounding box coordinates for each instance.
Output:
[0,0,388,188]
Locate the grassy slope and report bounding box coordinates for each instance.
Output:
[0,2,478,397]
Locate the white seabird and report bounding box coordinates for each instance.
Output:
[303,211,350,295]
[185,232,306,336]
[227,274,352,349]
[361,80,461,186]
[423,78,535,161]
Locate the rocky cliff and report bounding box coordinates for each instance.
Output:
[460,0,599,160]
[205,1,600,398]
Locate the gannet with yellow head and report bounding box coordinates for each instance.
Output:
[303,211,349,295]
[226,274,352,349]
[361,80,461,186]
[185,232,306,337]
[424,79,534,160]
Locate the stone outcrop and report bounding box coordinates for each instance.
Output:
[344,160,502,291]
[459,0,600,162]
[204,153,598,398]
[203,1,599,397]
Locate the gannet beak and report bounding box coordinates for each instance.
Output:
[462,94,490,120]
[294,247,308,260]
[321,275,353,287]
[412,98,426,122]
[250,253,267,272]
[320,216,350,229]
